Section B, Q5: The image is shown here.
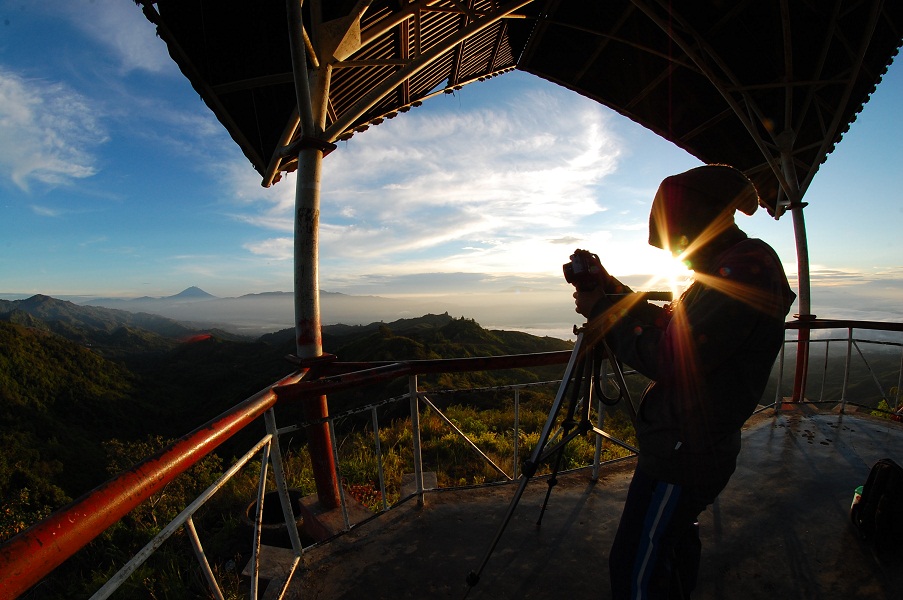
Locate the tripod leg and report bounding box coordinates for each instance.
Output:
[465,467,533,588]
[524,332,587,469]
[536,438,569,526]
[602,339,638,429]
[536,346,594,525]
[468,324,643,593]
[466,331,589,589]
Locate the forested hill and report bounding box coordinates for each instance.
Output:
[264,311,572,360]
[0,297,573,542]
[1,294,207,362]
[0,294,197,338]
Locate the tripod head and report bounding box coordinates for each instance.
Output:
[571,322,629,407]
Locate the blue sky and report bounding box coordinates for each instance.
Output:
[1,0,901,324]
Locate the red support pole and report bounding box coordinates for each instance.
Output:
[302,394,341,509]
[791,327,811,402]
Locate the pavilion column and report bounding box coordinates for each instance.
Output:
[789,205,813,403]
[778,134,813,403]
[287,0,341,509]
[294,146,341,509]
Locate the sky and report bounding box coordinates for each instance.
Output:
[1,0,902,330]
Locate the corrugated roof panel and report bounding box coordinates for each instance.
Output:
[138,0,901,209]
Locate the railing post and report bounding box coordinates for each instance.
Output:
[409,375,424,504]
[791,316,814,402]
[327,417,352,531]
[264,409,303,553]
[819,340,830,403]
[774,340,786,410]
[896,347,903,414]
[840,327,854,412]
[513,388,520,479]
[371,406,389,512]
[250,441,271,600]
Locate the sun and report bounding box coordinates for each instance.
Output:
[633,252,693,303]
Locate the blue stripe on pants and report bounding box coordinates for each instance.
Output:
[632,481,682,598]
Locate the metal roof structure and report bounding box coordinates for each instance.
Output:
[132,0,903,488]
[1,6,901,594]
[137,0,902,216]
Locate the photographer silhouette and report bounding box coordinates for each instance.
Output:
[573,165,795,599]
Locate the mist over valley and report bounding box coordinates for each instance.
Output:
[3,275,902,343]
[73,287,584,340]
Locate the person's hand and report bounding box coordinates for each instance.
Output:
[573,287,608,318]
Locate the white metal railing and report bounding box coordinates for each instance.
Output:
[83,366,641,599]
[7,320,903,598]
[771,322,903,415]
[88,409,305,600]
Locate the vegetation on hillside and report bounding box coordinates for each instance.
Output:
[0,298,585,597]
[0,320,137,537]
[2,294,900,597]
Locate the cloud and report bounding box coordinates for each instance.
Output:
[30,204,63,217]
[224,84,623,281]
[548,236,583,245]
[324,98,616,226]
[807,266,903,287]
[0,67,107,190]
[323,271,566,296]
[244,237,293,260]
[54,0,176,75]
[78,236,109,248]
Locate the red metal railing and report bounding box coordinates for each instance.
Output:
[0,352,570,599]
[0,372,301,600]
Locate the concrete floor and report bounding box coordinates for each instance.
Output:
[282,406,903,599]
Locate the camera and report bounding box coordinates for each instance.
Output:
[564,249,672,303]
[563,249,608,292]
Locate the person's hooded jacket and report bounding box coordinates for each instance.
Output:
[588,165,796,498]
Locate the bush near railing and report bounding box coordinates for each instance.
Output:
[318,384,639,505]
[22,442,262,599]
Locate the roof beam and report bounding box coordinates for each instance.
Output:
[136,1,267,170]
[323,0,535,142]
[795,0,884,197]
[631,0,795,203]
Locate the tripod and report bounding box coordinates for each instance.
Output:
[465,321,639,591]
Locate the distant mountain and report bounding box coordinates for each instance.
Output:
[86,286,217,306]
[262,312,573,394]
[321,314,572,361]
[0,294,233,360]
[1,294,189,334]
[171,286,216,300]
[79,289,432,337]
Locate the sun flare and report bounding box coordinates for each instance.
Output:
[634,253,693,303]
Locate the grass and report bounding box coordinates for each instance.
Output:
[323,386,638,497]
[32,384,638,598]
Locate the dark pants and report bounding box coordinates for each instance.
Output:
[609,467,711,599]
